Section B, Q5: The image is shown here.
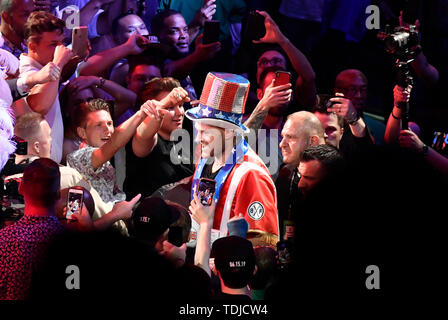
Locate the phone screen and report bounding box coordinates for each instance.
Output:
[198,178,216,206]
[66,189,83,220]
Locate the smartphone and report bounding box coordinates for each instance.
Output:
[168,226,184,247]
[245,11,266,41]
[72,26,89,59]
[277,240,292,270]
[203,20,220,44]
[274,71,291,87]
[319,94,341,109]
[197,178,216,206]
[66,187,84,220]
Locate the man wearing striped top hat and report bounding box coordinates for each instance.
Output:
[186,72,279,247]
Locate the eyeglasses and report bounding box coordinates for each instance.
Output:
[257,57,285,67]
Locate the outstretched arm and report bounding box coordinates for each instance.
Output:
[68,76,137,119]
[90,101,151,169]
[254,11,316,107]
[78,34,150,76]
[132,87,190,158]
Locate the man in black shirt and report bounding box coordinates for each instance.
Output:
[124,77,193,200]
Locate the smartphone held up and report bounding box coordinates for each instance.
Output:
[197,178,216,206]
[72,26,88,59]
[66,187,84,220]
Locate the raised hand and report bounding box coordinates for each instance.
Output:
[53,44,74,68]
[253,10,286,44]
[189,192,216,225]
[125,34,151,55]
[191,0,217,28]
[258,79,292,110]
[160,87,190,108]
[393,84,412,107]
[328,93,359,123]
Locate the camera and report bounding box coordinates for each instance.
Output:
[377,25,421,59]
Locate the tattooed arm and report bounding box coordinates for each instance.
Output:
[244,80,291,130]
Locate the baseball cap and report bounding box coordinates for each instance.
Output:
[211,236,256,289]
[132,197,180,243]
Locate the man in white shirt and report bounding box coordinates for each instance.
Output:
[14,11,73,163]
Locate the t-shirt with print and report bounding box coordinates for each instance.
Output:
[67,146,126,204]
[0,215,65,300]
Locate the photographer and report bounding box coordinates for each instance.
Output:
[385,85,448,176]
[397,10,439,87]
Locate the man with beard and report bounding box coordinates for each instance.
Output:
[151,9,221,100]
[186,72,279,247]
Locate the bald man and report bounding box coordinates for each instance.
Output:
[276,111,326,240]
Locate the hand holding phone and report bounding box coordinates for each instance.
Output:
[197,178,216,206]
[66,187,84,220]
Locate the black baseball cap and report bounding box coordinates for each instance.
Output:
[132,197,180,243]
[211,236,256,289]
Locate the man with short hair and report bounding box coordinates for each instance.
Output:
[312,96,344,149]
[334,69,384,145]
[298,144,345,197]
[13,11,73,163]
[276,111,325,240]
[0,0,34,57]
[5,112,137,234]
[151,9,221,100]
[312,93,375,160]
[0,158,66,300]
[186,72,279,247]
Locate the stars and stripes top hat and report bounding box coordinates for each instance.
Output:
[185,72,250,133]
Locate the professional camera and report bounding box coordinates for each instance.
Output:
[377,25,421,59]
